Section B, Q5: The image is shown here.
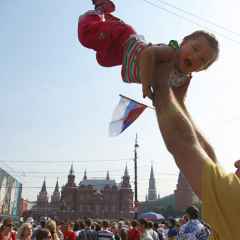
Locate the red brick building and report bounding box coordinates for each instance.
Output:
[30,165,133,220]
[174,172,200,211]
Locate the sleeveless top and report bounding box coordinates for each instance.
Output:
[121,37,190,87]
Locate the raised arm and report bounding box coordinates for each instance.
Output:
[152,62,213,199]
[172,81,218,163]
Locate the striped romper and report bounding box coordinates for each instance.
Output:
[121,35,147,84]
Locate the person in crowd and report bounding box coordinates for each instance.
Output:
[45,220,59,240]
[55,221,64,240]
[128,220,140,240]
[16,223,32,240]
[177,206,210,240]
[146,222,158,240]
[153,223,164,240]
[78,219,97,240]
[97,221,114,240]
[138,219,153,240]
[110,222,118,240]
[166,218,178,240]
[152,45,240,239]
[32,217,48,240]
[63,223,76,240]
[117,221,128,240]
[0,217,16,240]
[35,229,52,240]
[75,221,84,239]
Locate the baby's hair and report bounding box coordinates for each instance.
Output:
[183,30,219,69]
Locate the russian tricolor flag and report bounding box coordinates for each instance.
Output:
[109,95,148,136]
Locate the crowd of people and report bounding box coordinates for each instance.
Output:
[0,206,212,240]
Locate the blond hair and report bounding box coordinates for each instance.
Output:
[45,220,59,240]
[16,223,32,240]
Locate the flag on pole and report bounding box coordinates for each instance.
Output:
[109,95,149,136]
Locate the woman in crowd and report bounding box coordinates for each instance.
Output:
[0,218,16,240]
[45,220,60,240]
[16,223,32,240]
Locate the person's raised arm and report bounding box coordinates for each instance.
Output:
[152,62,211,199]
[172,80,218,163]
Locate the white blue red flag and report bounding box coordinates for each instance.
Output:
[109,95,148,136]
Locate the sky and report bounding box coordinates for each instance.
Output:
[1,0,240,202]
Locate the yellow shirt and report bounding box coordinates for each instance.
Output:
[202,160,240,240]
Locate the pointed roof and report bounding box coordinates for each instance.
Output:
[124,165,129,177]
[54,179,59,192]
[69,164,74,176]
[150,165,155,179]
[83,169,87,180]
[106,170,110,180]
[41,178,47,192]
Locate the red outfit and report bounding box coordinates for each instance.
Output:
[64,231,76,240]
[0,231,16,240]
[128,228,140,240]
[78,11,136,67]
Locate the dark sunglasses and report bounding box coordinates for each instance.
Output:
[5,224,13,227]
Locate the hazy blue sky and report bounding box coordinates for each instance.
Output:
[1,0,240,201]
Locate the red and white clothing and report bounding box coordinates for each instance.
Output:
[78,11,137,72]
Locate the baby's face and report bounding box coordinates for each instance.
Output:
[178,36,216,74]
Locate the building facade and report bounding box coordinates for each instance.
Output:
[29,165,133,220]
[174,172,200,211]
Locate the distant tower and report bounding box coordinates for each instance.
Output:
[174,172,200,211]
[147,165,157,201]
[61,164,77,211]
[51,179,61,204]
[83,169,87,180]
[67,164,76,187]
[122,165,130,188]
[37,178,49,207]
[119,165,133,218]
[106,170,110,180]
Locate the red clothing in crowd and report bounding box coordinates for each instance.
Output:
[128,228,140,240]
[0,231,16,240]
[64,231,76,240]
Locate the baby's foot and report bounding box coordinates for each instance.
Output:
[92,0,115,14]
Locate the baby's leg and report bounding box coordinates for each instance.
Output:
[78,11,136,67]
[78,11,108,52]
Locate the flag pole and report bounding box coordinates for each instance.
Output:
[119,94,155,110]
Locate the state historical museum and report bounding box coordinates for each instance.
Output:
[29,165,133,220]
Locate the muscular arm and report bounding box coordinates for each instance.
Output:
[153,62,212,199]
[181,104,218,163]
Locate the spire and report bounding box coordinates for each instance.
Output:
[106,170,110,180]
[37,177,48,205]
[124,164,129,177]
[54,178,59,192]
[67,164,76,187]
[150,165,154,179]
[121,165,130,188]
[83,169,87,180]
[69,164,74,176]
[147,165,157,201]
[41,177,47,192]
